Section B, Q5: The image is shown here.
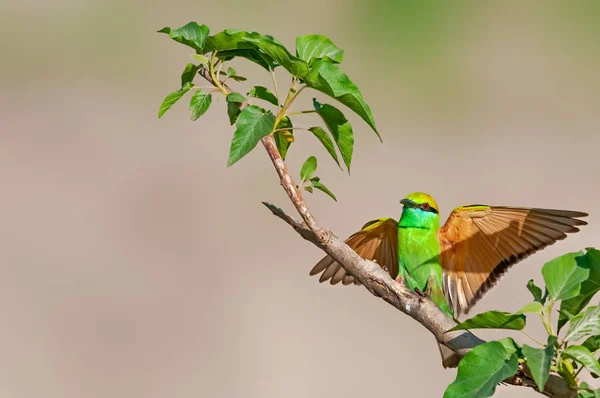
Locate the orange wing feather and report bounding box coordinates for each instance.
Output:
[439,206,588,316]
[310,218,398,285]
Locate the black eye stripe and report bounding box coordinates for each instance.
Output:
[404,200,439,214]
[419,203,438,214]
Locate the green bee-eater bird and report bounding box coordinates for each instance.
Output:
[310,192,588,367]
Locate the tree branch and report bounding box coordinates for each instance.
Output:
[198,66,575,398]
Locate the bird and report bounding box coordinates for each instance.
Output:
[309,192,588,367]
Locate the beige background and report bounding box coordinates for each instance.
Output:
[1,1,599,397]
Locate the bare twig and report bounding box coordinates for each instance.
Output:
[197,66,575,398]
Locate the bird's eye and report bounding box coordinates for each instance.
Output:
[422,203,430,210]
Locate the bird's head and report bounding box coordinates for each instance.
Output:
[399,192,440,229]
[400,192,439,214]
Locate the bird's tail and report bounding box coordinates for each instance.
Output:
[437,341,461,368]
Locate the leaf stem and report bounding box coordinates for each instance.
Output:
[271,70,281,107]
[559,358,578,388]
[286,110,317,116]
[541,300,557,337]
[289,85,307,105]
[272,127,309,134]
[520,330,545,346]
[547,301,557,336]
[217,61,224,78]
[208,52,228,96]
[273,79,298,129]
[574,364,584,379]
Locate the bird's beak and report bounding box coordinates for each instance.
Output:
[400,198,415,207]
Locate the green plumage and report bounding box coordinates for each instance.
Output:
[397,193,453,317]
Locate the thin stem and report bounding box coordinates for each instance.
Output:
[217,61,224,79]
[271,70,281,107]
[208,52,228,96]
[520,330,545,346]
[274,79,298,129]
[547,301,557,336]
[272,127,309,134]
[289,85,307,105]
[574,364,584,379]
[286,110,317,116]
[555,348,563,370]
[541,314,553,336]
[541,301,557,337]
[560,358,578,388]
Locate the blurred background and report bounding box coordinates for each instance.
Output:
[1,0,599,397]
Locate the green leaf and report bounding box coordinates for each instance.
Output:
[304,61,378,139]
[181,63,199,86]
[559,249,600,331]
[205,31,277,70]
[249,86,279,106]
[314,100,353,172]
[204,31,253,52]
[558,308,576,323]
[158,82,194,118]
[565,305,600,342]
[300,156,317,181]
[444,338,519,398]
[227,106,275,166]
[227,102,242,125]
[274,116,292,160]
[311,180,337,202]
[564,345,600,376]
[498,337,523,357]
[191,54,209,65]
[217,49,275,71]
[582,335,600,353]
[448,311,526,332]
[516,302,544,315]
[527,279,546,304]
[226,67,247,81]
[189,91,212,120]
[296,34,344,65]
[581,335,600,379]
[241,33,308,77]
[578,382,600,398]
[542,251,589,301]
[227,92,247,103]
[308,127,341,169]
[523,335,557,391]
[158,22,210,52]
[225,93,246,125]
[304,186,313,193]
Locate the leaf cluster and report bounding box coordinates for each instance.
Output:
[445,248,600,398]
[158,22,381,202]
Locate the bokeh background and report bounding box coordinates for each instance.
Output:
[1,1,599,397]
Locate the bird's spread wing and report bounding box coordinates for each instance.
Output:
[439,205,588,316]
[310,218,398,285]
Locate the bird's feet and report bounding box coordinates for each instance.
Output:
[394,275,404,284]
[414,285,432,298]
